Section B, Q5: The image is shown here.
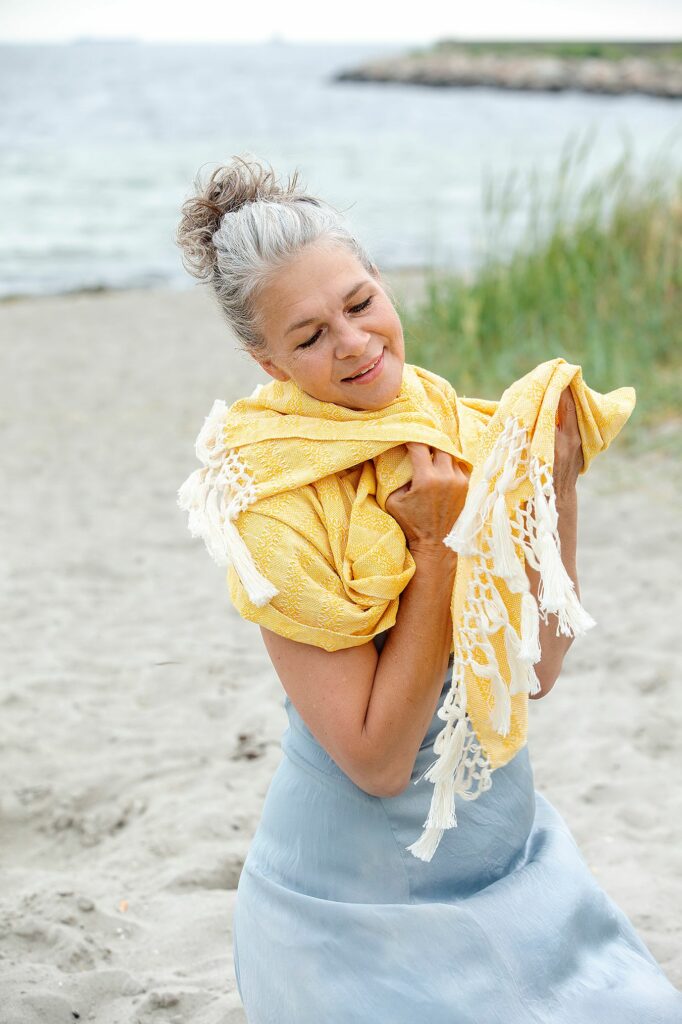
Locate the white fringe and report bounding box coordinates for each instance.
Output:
[519,591,542,663]
[443,477,490,553]
[406,688,493,862]
[491,492,519,581]
[489,669,512,735]
[409,414,596,861]
[406,826,445,862]
[444,418,516,555]
[178,400,279,607]
[527,457,596,637]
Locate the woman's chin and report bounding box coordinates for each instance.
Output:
[347,379,403,412]
[303,357,404,410]
[362,368,404,410]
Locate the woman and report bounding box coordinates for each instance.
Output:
[176,155,682,1022]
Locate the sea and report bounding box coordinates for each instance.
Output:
[1,40,681,298]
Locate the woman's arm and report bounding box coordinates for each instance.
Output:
[359,541,457,792]
[259,443,468,799]
[526,491,578,698]
[260,545,457,799]
[528,386,584,699]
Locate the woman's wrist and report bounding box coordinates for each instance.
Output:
[556,488,578,540]
[410,540,458,573]
[555,486,578,512]
[556,482,578,552]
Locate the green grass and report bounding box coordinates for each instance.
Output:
[396,132,682,432]
[414,40,682,62]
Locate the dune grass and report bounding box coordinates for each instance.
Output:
[427,40,682,62]
[397,132,682,435]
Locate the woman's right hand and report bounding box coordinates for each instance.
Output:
[385,442,470,556]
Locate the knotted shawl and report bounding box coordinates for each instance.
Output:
[178,358,635,861]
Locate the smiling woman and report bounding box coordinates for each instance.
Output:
[252,243,406,410]
[175,154,682,1024]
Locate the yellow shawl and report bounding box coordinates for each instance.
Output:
[178,358,635,861]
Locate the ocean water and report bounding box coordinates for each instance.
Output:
[1,41,681,298]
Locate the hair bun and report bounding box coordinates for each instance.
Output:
[176,154,309,281]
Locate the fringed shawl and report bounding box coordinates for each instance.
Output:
[178,358,635,861]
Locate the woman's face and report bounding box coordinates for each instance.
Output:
[252,242,405,411]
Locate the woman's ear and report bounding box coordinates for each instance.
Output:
[254,356,290,383]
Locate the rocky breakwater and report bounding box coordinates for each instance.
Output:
[334,51,682,100]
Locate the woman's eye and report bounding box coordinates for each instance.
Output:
[351,296,373,315]
[298,329,322,349]
[297,295,373,349]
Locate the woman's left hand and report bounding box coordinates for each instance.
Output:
[553,386,583,503]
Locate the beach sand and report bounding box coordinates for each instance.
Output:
[1,282,680,1022]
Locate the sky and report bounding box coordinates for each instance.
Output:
[1,0,681,44]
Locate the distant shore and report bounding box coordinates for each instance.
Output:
[0,265,445,309]
[335,40,682,99]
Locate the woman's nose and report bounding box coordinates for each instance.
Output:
[333,317,371,357]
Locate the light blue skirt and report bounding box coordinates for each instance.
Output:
[233,646,682,1023]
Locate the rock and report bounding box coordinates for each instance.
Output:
[334,51,682,99]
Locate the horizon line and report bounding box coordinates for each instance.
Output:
[2,35,682,46]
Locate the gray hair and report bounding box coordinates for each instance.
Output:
[176,154,386,354]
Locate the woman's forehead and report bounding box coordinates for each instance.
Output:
[259,248,372,327]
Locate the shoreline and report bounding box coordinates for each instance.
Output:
[0,265,453,309]
[4,283,679,450]
[334,43,682,99]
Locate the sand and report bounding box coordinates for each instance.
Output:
[1,282,680,1022]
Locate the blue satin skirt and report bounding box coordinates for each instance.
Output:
[233,667,682,1023]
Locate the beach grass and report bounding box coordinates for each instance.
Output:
[422,40,682,62]
[397,132,682,437]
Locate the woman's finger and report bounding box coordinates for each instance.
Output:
[557,386,579,433]
[554,387,584,477]
[404,441,434,474]
[431,447,452,469]
[386,482,410,504]
[431,448,470,477]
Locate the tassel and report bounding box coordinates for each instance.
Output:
[504,622,525,693]
[408,697,469,859]
[203,486,230,564]
[406,826,445,863]
[195,399,230,467]
[424,717,467,785]
[504,620,543,697]
[556,585,597,638]
[444,478,490,554]
[527,663,542,696]
[536,527,594,638]
[423,777,457,831]
[490,492,526,590]
[480,595,506,634]
[526,457,596,639]
[489,670,512,735]
[177,467,205,514]
[519,591,542,663]
[468,656,498,681]
[535,529,571,613]
[408,700,494,860]
[486,580,511,626]
[223,517,279,607]
[178,447,279,606]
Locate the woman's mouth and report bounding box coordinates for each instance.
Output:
[341,349,385,384]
